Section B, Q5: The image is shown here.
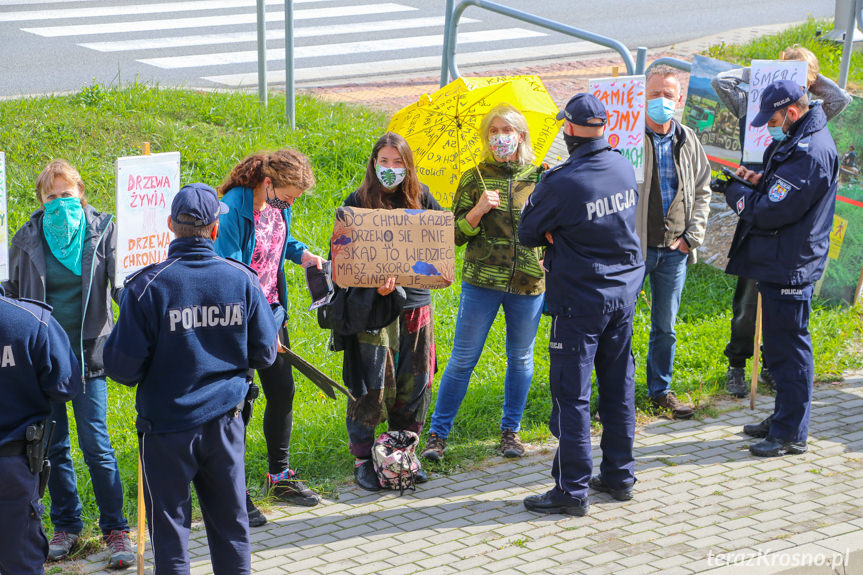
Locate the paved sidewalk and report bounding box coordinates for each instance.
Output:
[58,374,863,575]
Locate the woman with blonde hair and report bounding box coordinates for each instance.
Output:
[421,104,545,463]
[214,149,325,521]
[4,159,134,568]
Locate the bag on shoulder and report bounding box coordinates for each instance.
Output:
[371,430,421,494]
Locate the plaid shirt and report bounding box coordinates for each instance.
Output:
[648,127,679,215]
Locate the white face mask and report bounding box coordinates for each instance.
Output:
[375,164,406,189]
[489,133,520,160]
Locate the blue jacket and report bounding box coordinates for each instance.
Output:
[0,287,81,447]
[519,138,644,316]
[103,238,278,433]
[213,187,307,311]
[725,103,838,286]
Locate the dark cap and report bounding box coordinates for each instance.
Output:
[170,183,228,226]
[751,80,805,127]
[556,93,608,126]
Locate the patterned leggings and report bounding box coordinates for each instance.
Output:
[345,306,436,458]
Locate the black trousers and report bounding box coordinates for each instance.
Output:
[256,326,296,474]
[724,276,763,368]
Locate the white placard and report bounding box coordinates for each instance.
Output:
[115,152,181,285]
[589,75,646,182]
[743,60,808,164]
[0,152,8,282]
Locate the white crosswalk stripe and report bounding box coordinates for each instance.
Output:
[3,0,569,91]
[22,3,417,36]
[139,28,545,69]
[80,16,478,52]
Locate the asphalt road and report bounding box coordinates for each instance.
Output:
[0,0,835,97]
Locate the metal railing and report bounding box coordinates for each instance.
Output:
[441,0,635,86]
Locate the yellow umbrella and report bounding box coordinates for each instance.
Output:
[387,75,562,207]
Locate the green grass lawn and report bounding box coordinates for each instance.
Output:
[2,19,863,542]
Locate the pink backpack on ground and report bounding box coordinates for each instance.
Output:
[371,430,421,494]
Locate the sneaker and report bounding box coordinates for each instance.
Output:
[743,415,772,438]
[268,471,321,507]
[725,366,747,398]
[588,474,633,501]
[650,391,694,419]
[420,433,446,462]
[750,435,807,457]
[523,490,589,516]
[47,531,79,561]
[246,491,267,528]
[759,366,776,391]
[104,530,136,570]
[500,430,525,458]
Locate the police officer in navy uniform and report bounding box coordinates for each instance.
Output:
[103,183,278,574]
[723,79,838,457]
[519,94,645,515]
[0,285,81,575]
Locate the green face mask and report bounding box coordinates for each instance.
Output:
[42,197,86,276]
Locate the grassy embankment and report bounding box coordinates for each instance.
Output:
[1,17,861,547]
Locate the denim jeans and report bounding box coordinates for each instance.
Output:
[48,377,128,536]
[428,282,544,439]
[643,247,689,399]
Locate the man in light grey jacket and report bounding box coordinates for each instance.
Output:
[636,66,712,419]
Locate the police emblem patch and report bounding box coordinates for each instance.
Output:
[736,197,745,214]
[768,178,793,202]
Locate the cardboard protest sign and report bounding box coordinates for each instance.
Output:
[114,152,181,285]
[589,75,646,182]
[743,60,808,165]
[330,207,455,289]
[814,95,863,305]
[0,152,8,282]
[683,55,744,170]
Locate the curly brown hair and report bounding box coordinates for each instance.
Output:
[354,132,421,209]
[218,149,315,196]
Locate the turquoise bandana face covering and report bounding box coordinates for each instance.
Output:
[42,197,86,276]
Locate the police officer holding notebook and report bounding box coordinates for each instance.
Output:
[0,285,81,575]
[519,93,644,516]
[723,80,838,457]
[104,183,278,574]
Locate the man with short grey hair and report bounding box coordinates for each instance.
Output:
[636,66,712,419]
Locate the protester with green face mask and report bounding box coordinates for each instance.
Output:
[3,159,134,570]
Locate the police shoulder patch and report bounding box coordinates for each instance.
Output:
[736,197,745,215]
[767,177,796,202]
[797,136,811,150]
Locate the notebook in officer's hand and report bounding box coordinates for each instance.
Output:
[305,261,334,311]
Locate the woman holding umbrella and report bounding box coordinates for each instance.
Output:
[341,132,443,491]
[421,103,545,462]
[214,149,324,521]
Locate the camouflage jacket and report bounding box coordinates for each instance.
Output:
[452,160,545,295]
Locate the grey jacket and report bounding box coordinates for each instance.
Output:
[636,120,713,264]
[711,69,851,121]
[3,205,122,379]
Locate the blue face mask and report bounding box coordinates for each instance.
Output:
[647,97,676,124]
[767,111,789,142]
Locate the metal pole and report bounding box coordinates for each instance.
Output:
[255,0,267,107]
[635,47,647,75]
[441,0,455,87]
[838,0,859,88]
[285,0,295,129]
